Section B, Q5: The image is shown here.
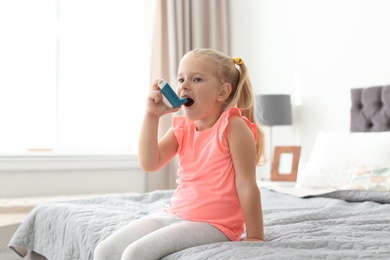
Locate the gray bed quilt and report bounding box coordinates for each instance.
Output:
[9,188,390,260]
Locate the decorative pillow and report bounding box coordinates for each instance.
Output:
[342,165,390,191]
[296,131,390,189]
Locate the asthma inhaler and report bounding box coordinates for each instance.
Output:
[158,79,188,108]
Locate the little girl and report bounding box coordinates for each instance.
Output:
[94,48,265,260]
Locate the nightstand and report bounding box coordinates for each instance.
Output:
[257,180,296,188]
[257,180,297,195]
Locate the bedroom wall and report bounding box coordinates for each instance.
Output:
[230,0,390,179]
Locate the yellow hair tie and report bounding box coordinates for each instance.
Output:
[233,57,244,65]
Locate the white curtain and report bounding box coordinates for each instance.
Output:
[0,0,147,155]
[146,0,231,190]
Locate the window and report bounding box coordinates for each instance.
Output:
[0,0,148,155]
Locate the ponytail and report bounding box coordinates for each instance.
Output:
[229,60,266,165]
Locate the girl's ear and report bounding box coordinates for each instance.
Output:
[217,83,232,102]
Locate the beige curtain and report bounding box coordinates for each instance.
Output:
[146,0,230,191]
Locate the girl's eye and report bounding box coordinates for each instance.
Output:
[193,77,202,82]
[177,78,184,83]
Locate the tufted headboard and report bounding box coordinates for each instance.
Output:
[351,85,390,132]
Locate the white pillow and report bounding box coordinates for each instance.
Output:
[297,131,390,189]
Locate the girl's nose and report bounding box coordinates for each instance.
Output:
[180,81,190,90]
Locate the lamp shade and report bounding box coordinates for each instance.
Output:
[256,95,292,126]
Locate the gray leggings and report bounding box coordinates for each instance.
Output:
[93,211,230,260]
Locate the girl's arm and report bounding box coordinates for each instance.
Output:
[138,80,180,172]
[227,116,264,241]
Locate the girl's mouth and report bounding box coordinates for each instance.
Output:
[184,98,194,107]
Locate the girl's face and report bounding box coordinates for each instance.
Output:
[177,53,228,131]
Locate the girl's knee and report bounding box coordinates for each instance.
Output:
[93,242,106,260]
[94,239,120,260]
[121,242,161,260]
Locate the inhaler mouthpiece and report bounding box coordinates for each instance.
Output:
[158,79,187,108]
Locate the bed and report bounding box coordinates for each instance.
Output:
[8,85,390,259]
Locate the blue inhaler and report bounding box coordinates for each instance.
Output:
[158,79,188,108]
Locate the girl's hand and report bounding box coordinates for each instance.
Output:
[146,79,181,117]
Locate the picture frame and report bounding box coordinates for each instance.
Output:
[271,146,301,182]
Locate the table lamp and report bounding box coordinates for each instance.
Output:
[256,94,293,161]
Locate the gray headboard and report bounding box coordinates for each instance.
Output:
[351,85,390,132]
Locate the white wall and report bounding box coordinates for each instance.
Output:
[230,0,390,179]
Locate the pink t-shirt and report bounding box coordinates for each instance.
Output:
[165,106,258,241]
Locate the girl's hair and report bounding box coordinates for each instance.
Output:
[188,48,266,165]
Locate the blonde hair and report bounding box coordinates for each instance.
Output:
[188,48,265,165]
